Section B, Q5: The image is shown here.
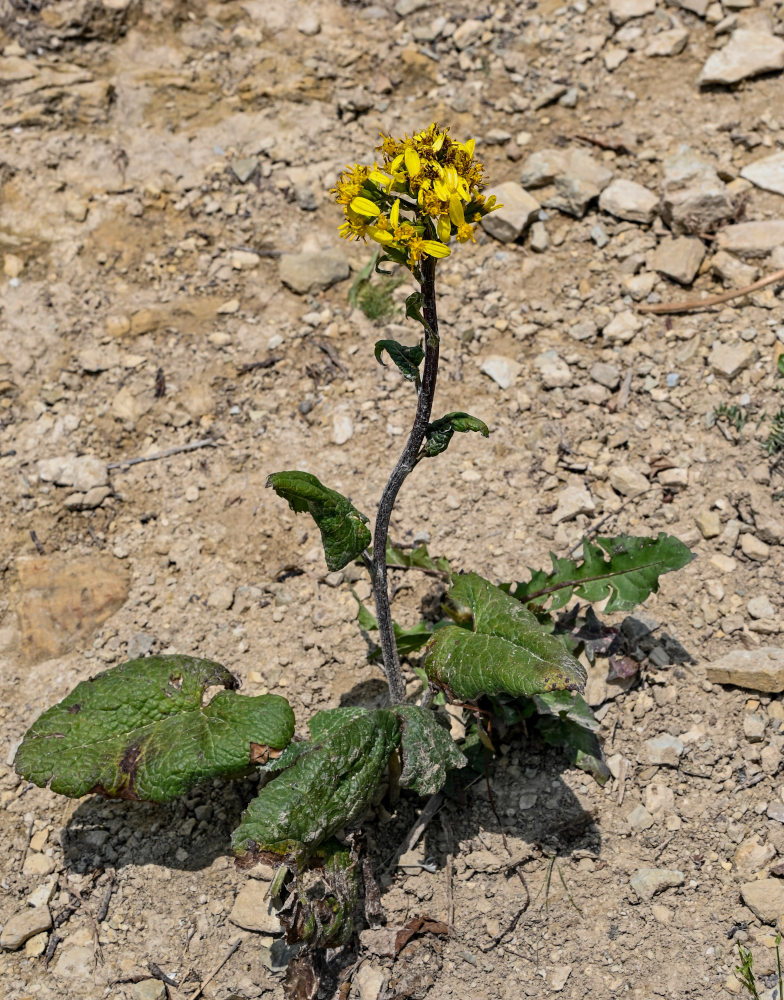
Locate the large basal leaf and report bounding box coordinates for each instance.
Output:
[392,705,467,796]
[232,710,400,862]
[267,470,371,572]
[423,573,586,701]
[374,339,425,382]
[532,691,610,785]
[15,656,295,802]
[423,412,489,458]
[509,533,693,613]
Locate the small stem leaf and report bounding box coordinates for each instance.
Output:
[352,593,433,659]
[532,691,611,785]
[392,705,467,796]
[386,541,451,575]
[267,471,371,572]
[232,710,401,862]
[348,250,380,307]
[423,411,489,458]
[511,533,693,612]
[376,247,407,273]
[14,656,295,802]
[423,573,586,701]
[405,291,426,326]
[374,340,425,382]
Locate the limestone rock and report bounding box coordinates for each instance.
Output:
[708,341,758,379]
[480,182,540,243]
[16,554,130,664]
[590,362,621,390]
[741,879,784,924]
[710,250,759,288]
[660,146,737,235]
[551,485,596,525]
[609,0,655,24]
[452,18,484,49]
[0,907,52,950]
[734,837,776,875]
[740,151,784,198]
[533,349,571,389]
[521,148,613,217]
[695,510,720,538]
[229,879,283,934]
[599,179,658,223]
[37,454,109,492]
[480,355,520,389]
[631,869,684,902]
[650,236,705,285]
[706,647,784,692]
[279,252,350,294]
[603,310,642,344]
[716,221,784,258]
[645,734,684,766]
[609,464,649,496]
[700,30,784,86]
[646,27,689,57]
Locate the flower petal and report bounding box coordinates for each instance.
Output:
[405,147,421,178]
[448,195,465,227]
[350,197,381,218]
[420,240,451,259]
[389,198,400,228]
[436,214,452,242]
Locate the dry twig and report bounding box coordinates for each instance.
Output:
[638,267,784,315]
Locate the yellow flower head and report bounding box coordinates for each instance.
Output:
[332,123,499,271]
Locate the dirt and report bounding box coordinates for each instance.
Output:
[1,0,784,998]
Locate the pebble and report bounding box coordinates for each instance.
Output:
[63,486,112,511]
[4,252,23,277]
[660,146,736,235]
[599,179,658,224]
[533,350,571,389]
[22,853,56,876]
[741,152,784,199]
[37,454,109,492]
[695,510,721,539]
[650,236,705,285]
[54,942,95,979]
[741,879,784,924]
[395,0,429,12]
[551,485,596,525]
[480,355,520,389]
[0,906,52,950]
[609,464,649,496]
[643,782,675,815]
[708,341,758,379]
[603,310,642,344]
[208,584,235,611]
[480,182,540,243]
[131,981,167,1000]
[741,534,770,562]
[645,734,684,766]
[590,362,621,390]
[711,250,759,288]
[452,18,484,49]
[529,221,549,252]
[734,837,776,874]
[229,879,283,934]
[628,804,654,832]
[520,148,613,218]
[700,30,784,86]
[630,868,685,902]
[706,647,784,693]
[645,27,689,57]
[609,0,655,23]
[231,157,258,183]
[549,964,573,991]
[716,221,784,258]
[748,596,776,620]
[279,251,349,294]
[296,11,321,35]
[354,962,389,1000]
[332,409,355,444]
[744,713,766,743]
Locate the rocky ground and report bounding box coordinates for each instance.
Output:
[2,0,784,997]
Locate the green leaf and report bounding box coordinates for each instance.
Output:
[348,250,380,307]
[386,541,451,575]
[267,471,371,572]
[376,247,407,273]
[352,593,433,659]
[423,411,489,458]
[14,656,295,803]
[392,705,467,796]
[532,691,610,785]
[374,339,425,382]
[509,533,693,613]
[405,290,425,325]
[232,710,400,861]
[778,353,784,378]
[423,573,586,701]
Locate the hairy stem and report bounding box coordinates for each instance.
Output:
[371,257,440,703]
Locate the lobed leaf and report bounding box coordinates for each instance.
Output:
[374,339,425,382]
[267,471,371,572]
[14,655,295,802]
[232,710,400,861]
[532,691,610,785]
[423,573,586,701]
[423,411,489,458]
[392,705,467,796]
[509,533,693,612]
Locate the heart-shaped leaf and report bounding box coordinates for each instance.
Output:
[267,471,371,571]
[392,705,466,796]
[423,412,489,458]
[232,710,400,862]
[15,655,295,802]
[423,573,586,701]
[374,339,425,382]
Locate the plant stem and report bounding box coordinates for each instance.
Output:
[371,256,440,703]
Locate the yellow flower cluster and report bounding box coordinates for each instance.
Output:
[332,123,499,271]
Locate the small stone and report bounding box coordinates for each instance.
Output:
[711,250,759,288]
[734,837,776,874]
[185,484,199,502]
[768,801,784,823]
[609,464,649,496]
[354,962,389,1000]
[521,147,612,217]
[651,904,672,924]
[280,252,350,294]
[700,30,784,86]
[657,467,688,489]
[395,0,429,13]
[741,152,784,198]
[105,314,131,337]
[208,585,234,611]
[604,47,629,72]
[551,485,596,525]
[131,981,167,1000]
[231,157,258,183]
[549,965,572,992]
[644,782,675,815]
[229,879,283,934]
[708,341,759,379]
[603,310,642,344]
[0,907,52,950]
[216,298,240,315]
[650,236,706,285]
[741,534,770,562]
[22,853,56,877]
[630,868,685,902]
[706,647,784,693]
[296,11,321,35]
[63,485,113,511]
[748,596,776,620]
[741,879,784,924]
[645,734,684,766]
[27,877,58,908]
[599,179,658,224]
[529,221,549,252]
[716,221,784,259]
[660,146,737,236]
[258,934,301,971]
[452,18,484,49]
[622,272,657,301]
[480,182,540,243]
[672,0,708,14]
[231,250,260,270]
[54,943,95,979]
[480,355,520,389]
[628,804,654,832]
[695,510,721,539]
[332,409,354,445]
[533,350,571,389]
[590,362,621,390]
[609,0,655,22]
[646,27,689,57]
[4,252,23,277]
[24,932,48,958]
[744,713,766,742]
